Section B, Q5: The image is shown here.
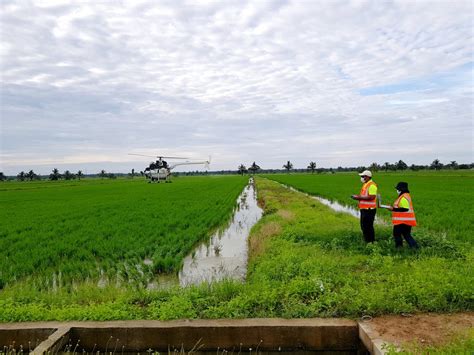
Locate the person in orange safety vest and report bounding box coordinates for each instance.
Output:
[351,170,377,243]
[388,182,419,248]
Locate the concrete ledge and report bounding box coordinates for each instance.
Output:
[31,326,70,355]
[0,327,56,351]
[358,320,398,355]
[2,319,360,353]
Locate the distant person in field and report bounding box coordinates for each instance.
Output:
[351,170,377,243]
[388,182,419,249]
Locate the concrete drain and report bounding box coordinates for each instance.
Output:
[1,319,383,354]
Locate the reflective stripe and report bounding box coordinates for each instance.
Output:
[392,193,417,226]
[359,181,377,209]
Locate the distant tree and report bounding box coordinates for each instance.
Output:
[396,160,408,170]
[99,170,107,179]
[131,168,135,178]
[26,170,37,181]
[49,168,61,181]
[383,162,391,172]
[410,164,419,171]
[430,159,443,170]
[369,162,380,172]
[237,164,247,176]
[77,170,83,180]
[140,171,144,176]
[248,162,261,175]
[448,161,458,169]
[307,161,317,174]
[63,170,74,180]
[283,161,293,173]
[0,172,6,181]
[108,173,116,179]
[17,171,26,181]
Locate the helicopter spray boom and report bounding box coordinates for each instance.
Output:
[169,159,210,170]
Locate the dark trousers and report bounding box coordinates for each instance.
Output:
[393,224,419,248]
[360,208,376,243]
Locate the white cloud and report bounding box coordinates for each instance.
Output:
[0,0,473,174]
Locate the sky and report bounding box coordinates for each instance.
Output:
[1,0,473,175]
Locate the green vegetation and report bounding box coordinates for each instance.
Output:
[1,177,472,322]
[0,176,247,289]
[266,171,474,242]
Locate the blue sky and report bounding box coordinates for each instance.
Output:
[0,0,473,174]
[359,62,473,96]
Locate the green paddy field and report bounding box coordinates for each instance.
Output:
[0,171,472,331]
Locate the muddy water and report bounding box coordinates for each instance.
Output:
[178,179,263,286]
[148,179,263,289]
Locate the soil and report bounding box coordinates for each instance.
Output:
[367,312,473,348]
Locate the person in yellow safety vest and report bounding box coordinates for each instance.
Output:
[351,170,377,243]
[388,182,419,248]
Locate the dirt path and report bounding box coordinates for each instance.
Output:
[366,312,473,348]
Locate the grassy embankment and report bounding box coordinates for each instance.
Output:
[0,176,248,290]
[1,176,471,322]
[266,170,474,243]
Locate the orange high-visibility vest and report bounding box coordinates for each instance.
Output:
[358,181,377,209]
[392,193,417,226]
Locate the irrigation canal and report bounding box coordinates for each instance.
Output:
[282,183,387,224]
[149,178,263,288]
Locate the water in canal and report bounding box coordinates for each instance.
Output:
[148,178,263,289]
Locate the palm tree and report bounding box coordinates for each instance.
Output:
[430,159,443,170]
[63,170,74,180]
[17,171,26,181]
[99,170,106,179]
[77,170,83,180]
[307,161,317,174]
[369,162,380,172]
[237,164,247,176]
[396,160,408,170]
[27,170,37,181]
[49,168,61,180]
[248,162,260,175]
[283,161,293,173]
[448,161,458,169]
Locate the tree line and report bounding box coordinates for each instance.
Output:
[234,159,472,175]
[0,168,119,181]
[0,159,472,182]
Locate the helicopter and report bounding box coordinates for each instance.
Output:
[128,154,210,183]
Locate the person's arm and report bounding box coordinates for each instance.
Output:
[356,194,376,200]
[388,206,409,211]
[352,184,376,200]
[388,196,409,211]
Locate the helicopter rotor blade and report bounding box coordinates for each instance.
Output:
[128,153,157,158]
[128,153,189,159]
[159,156,189,159]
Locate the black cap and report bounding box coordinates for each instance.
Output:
[395,182,409,192]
